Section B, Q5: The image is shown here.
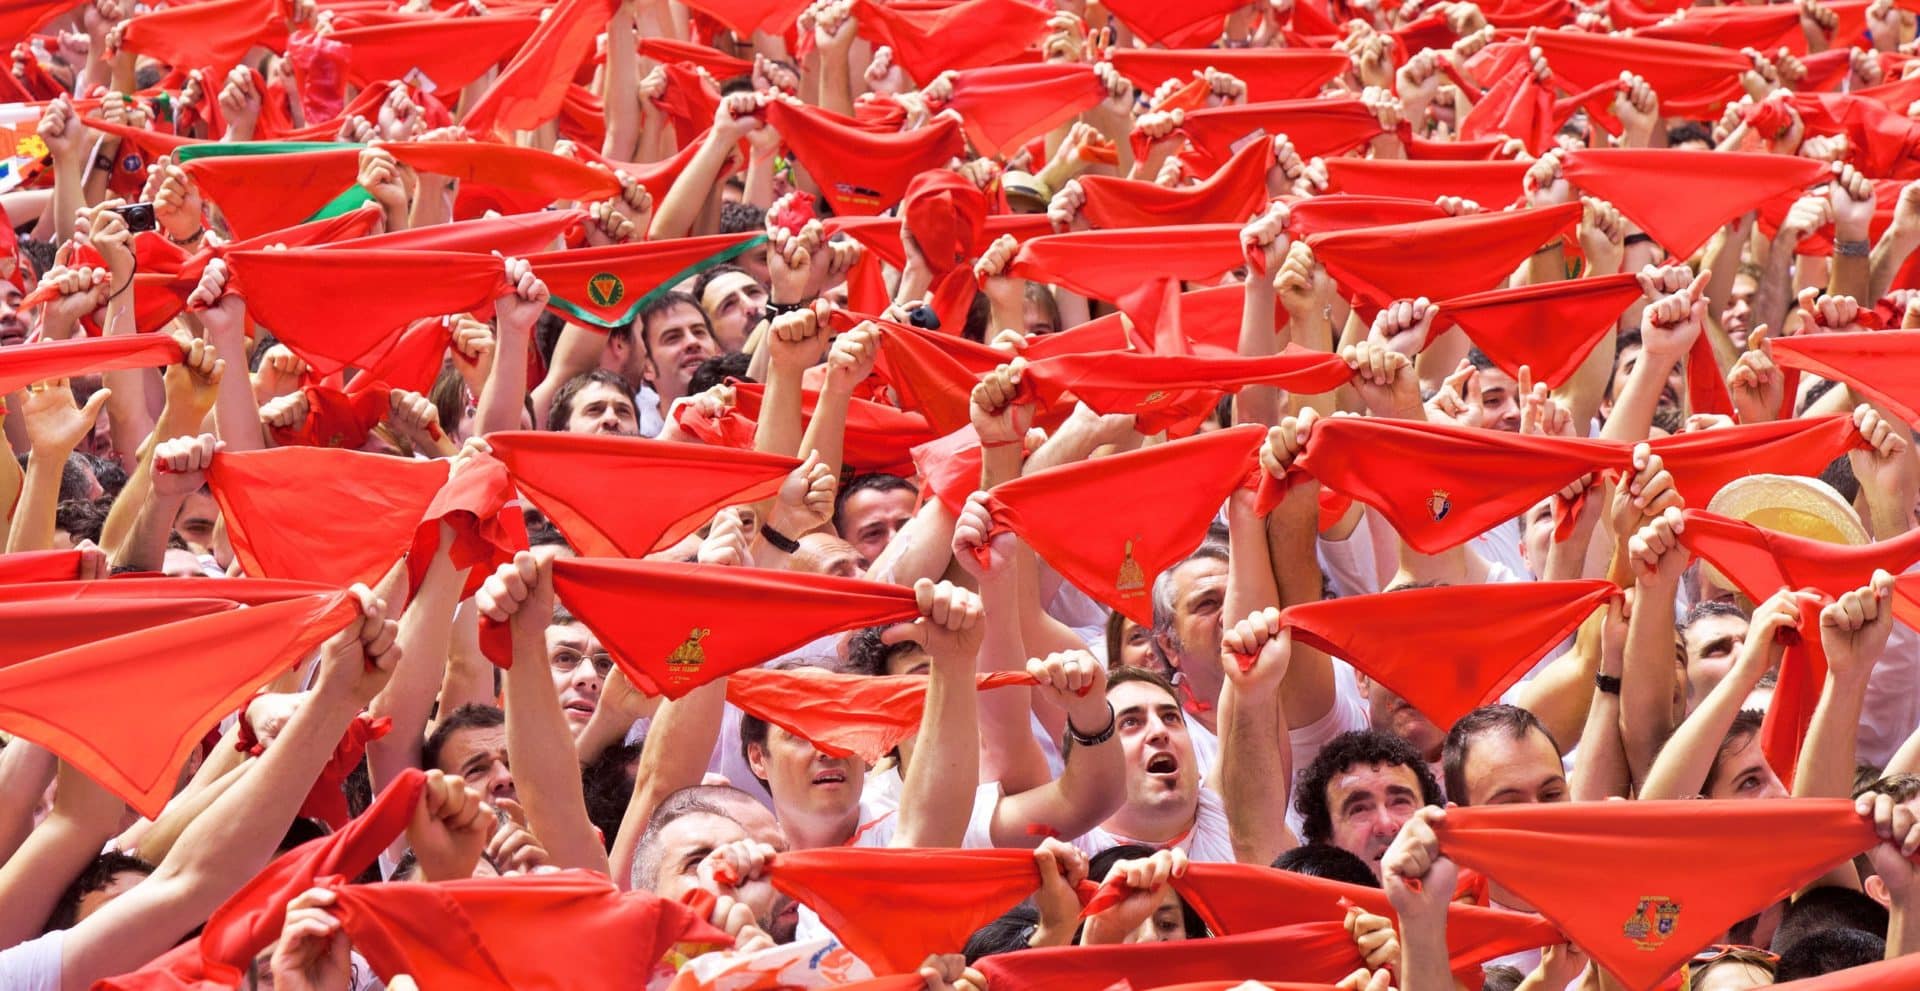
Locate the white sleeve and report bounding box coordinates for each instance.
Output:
[1860,622,1920,768]
[1317,525,1384,599]
[0,930,64,991]
[1283,666,1369,838]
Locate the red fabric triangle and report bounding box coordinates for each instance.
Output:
[349,317,453,396]
[767,847,1056,974]
[461,0,617,135]
[0,592,357,817]
[331,15,539,91]
[486,431,797,558]
[118,0,289,76]
[765,103,966,215]
[526,232,762,329]
[1636,4,1803,51]
[945,63,1112,159]
[849,0,1050,81]
[1324,158,1530,212]
[1529,31,1748,119]
[1560,150,1828,259]
[825,214,1051,271]
[0,550,84,584]
[1306,202,1580,310]
[1107,49,1347,102]
[1433,799,1889,991]
[1098,0,1246,45]
[985,425,1266,624]
[680,0,810,37]
[0,575,333,605]
[267,384,391,449]
[1771,331,1920,425]
[550,558,923,698]
[1279,580,1616,728]
[0,597,240,667]
[225,248,510,374]
[384,142,621,204]
[979,921,1377,990]
[182,147,364,239]
[870,318,991,435]
[207,448,451,586]
[1078,137,1273,231]
[1283,195,1450,237]
[97,770,427,990]
[327,870,731,988]
[0,334,182,396]
[636,37,753,77]
[1458,64,1557,155]
[136,206,386,334]
[1679,509,1920,602]
[1010,225,1247,323]
[733,382,940,476]
[1427,273,1644,389]
[654,61,725,146]
[912,425,985,516]
[0,0,83,51]
[904,170,988,334]
[1018,348,1350,437]
[408,450,528,599]
[1152,98,1383,171]
[726,667,1037,764]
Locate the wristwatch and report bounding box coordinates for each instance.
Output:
[1595,673,1622,695]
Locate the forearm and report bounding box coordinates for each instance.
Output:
[1397,910,1454,991]
[1236,280,1281,425]
[503,620,610,874]
[206,325,264,452]
[743,151,775,209]
[1268,494,1338,728]
[602,3,641,163]
[1221,683,1294,865]
[110,488,189,572]
[1597,351,1678,444]
[818,51,854,118]
[476,321,532,436]
[1618,580,1679,784]
[976,571,1049,792]
[367,549,463,789]
[896,655,979,848]
[1640,664,1759,799]
[0,741,54,868]
[127,759,247,868]
[1512,610,1603,756]
[435,602,496,723]
[1752,234,1800,337]
[796,380,850,474]
[1867,230,1920,305]
[615,679,726,888]
[1794,671,1871,800]
[6,453,69,552]
[649,135,734,240]
[1571,691,1631,800]
[52,159,81,246]
[0,762,124,949]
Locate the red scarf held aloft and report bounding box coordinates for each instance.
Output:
[983,425,1271,626]
[1305,202,1581,311]
[1771,331,1920,426]
[1282,195,1450,237]
[96,770,427,990]
[1322,157,1531,211]
[677,0,809,36]
[636,37,752,77]
[1085,860,1563,979]
[0,550,85,584]
[1427,273,1645,389]
[765,102,966,216]
[526,232,762,329]
[330,15,540,90]
[1433,799,1899,991]
[133,206,385,334]
[1527,30,1749,119]
[181,147,363,239]
[325,870,731,989]
[550,558,924,698]
[734,382,941,477]
[461,0,617,135]
[117,0,289,76]
[349,317,454,397]
[267,384,392,449]
[1017,281,1270,363]
[913,426,986,516]
[944,63,1107,159]
[1010,225,1249,353]
[207,448,452,588]
[979,921,1378,990]
[1097,0,1250,46]
[1016,347,1352,437]
[0,597,240,668]
[825,214,1052,271]
[1277,581,1617,728]
[1107,48,1349,102]
[903,170,989,335]
[485,431,798,559]
[0,334,183,396]
[866,317,993,435]
[1276,415,1864,554]
[225,248,509,374]
[848,0,1051,82]
[408,450,528,599]
[726,667,1038,764]
[765,847,1072,975]
[1147,98,1383,172]
[1559,149,1828,260]
[1076,137,1273,232]
[0,592,357,818]
[1637,3,1804,51]
[0,576,332,605]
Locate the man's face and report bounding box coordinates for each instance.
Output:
[651,812,749,900]
[752,725,863,823]
[738,243,772,286]
[1683,613,1749,705]
[439,725,514,803]
[1462,727,1567,807]
[545,622,607,732]
[1111,680,1199,815]
[1721,273,1757,349]
[699,271,767,353]
[1325,761,1426,875]
[837,486,916,567]
[1521,498,1554,579]
[1608,344,1683,419]
[564,381,639,436]
[1470,366,1522,432]
[1707,731,1788,801]
[1361,677,1445,763]
[1159,557,1227,679]
[173,491,218,555]
[162,547,204,577]
[643,303,717,401]
[0,280,24,347]
[74,870,147,924]
[1022,297,1057,336]
[793,532,860,578]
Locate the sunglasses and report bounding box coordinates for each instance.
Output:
[1682,944,1778,990]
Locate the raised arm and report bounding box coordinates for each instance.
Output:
[474,258,549,436]
[891,580,985,849]
[187,258,266,453]
[114,433,220,573]
[1218,609,1298,866]
[367,521,467,790]
[0,759,124,950]
[1618,506,1689,787]
[6,378,109,552]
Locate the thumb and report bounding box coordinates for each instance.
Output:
[79,387,111,420]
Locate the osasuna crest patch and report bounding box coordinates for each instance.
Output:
[1426,488,1451,522]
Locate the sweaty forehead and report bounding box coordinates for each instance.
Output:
[1171,556,1227,590]
[545,621,600,652]
[442,726,506,769]
[1108,679,1178,714]
[660,811,749,855]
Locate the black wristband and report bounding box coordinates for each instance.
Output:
[1835,238,1871,258]
[1623,232,1655,247]
[759,522,800,554]
[1595,672,1622,695]
[1066,701,1117,748]
[764,300,809,318]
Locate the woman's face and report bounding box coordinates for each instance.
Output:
[1692,958,1775,991]
[1117,618,1156,670]
[1122,887,1190,944]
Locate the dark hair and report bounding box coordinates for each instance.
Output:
[1295,731,1444,846]
[636,290,712,355]
[1801,377,1840,417]
[1084,844,1208,939]
[687,352,752,396]
[525,513,571,550]
[1465,347,1498,372]
[1481,964,1527,991]
[1773,927,1885,981]
[1819,455,1861,504]
[44,852,155,933]
[1441,704,1560,806]
[423,704,506,773]
[1665,121,1711,147]
[1773,886,1889,956]
[1680,600,1746,635]
[80,453,126,499]
[1107,665,1180,706]
[534,310,567,371]
[1857,772,1920,803]
[57,453,96,503]
[55,497,111,544]
[964,904,1040,963]
[545,370,636,432]
[1701,709,1766,796]
[691,264,756,305]
[631,785,758,890]
[832,473,918,533]
[1650,404,1685,437]
[844,626,916,678]
[1272,844,1380,888]
[18,237,55,283]
[583,742,643,853]
[718,202,767,236]
[428,365,467,440]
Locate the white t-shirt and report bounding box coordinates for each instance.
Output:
[0,930,62,991]
[1860,603,1920,767]
[1284,665,1371,837]
[1070,786,1236,863]
[636,384,665,438]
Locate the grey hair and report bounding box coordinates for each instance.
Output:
[1149,542,1229,666]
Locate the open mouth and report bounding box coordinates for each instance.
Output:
[812,768,848,785]
[1146,753,1179,776]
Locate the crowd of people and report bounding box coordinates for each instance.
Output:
[1,0,1919,987]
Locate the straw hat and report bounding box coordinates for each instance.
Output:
[1699,473,1868,593]
[999,171,1051,213]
